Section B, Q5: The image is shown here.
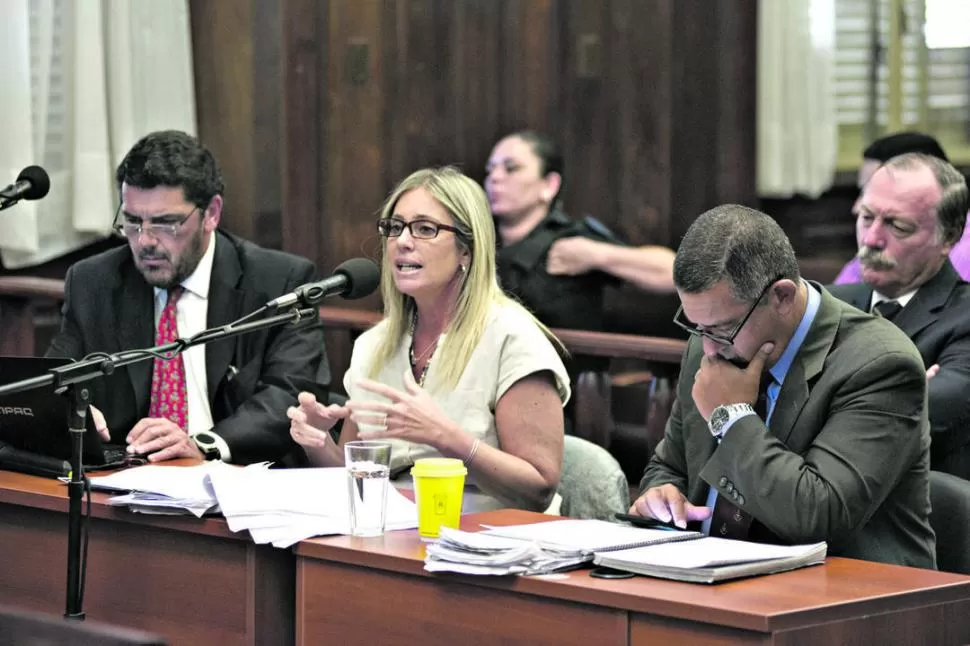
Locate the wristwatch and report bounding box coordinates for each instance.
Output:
[708,403,756,439]
[191,431,222,461]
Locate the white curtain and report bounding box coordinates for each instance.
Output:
[0,0,196,269]
[757,0,838,198]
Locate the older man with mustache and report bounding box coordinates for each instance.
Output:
[828,152,970,480]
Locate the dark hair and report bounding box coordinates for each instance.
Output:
[863,132,948,163]
[115,130,225,209]
[507,130,565,209]
[883,153,969,245]
[674,204,800,302]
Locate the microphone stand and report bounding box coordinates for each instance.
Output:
[0,305,320,619]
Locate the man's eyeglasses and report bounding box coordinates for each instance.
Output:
[114,206,202,240]
[673,276,784,346]
[377,217,461,240]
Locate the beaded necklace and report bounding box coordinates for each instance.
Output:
[409,316,440,388]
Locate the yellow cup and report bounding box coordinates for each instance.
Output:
[411,458,467,538]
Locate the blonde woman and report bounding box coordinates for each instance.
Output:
[288,167,569,511]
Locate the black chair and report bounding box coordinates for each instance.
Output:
[0,605,166,645]
[929,470,970,574]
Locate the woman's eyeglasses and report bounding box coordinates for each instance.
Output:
[377,217,461,240]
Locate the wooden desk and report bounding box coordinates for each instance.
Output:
[0,466,294,646]
[295,509,970,646]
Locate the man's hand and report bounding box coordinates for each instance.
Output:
[629,484,712,529]
[926,363,940,380]
[127,418,203,462]
[692,343,774,421]
[89,405,110,442]
[546,237,602,276]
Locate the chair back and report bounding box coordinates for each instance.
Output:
[559,435,630,520]
[929,470,970,574]
[0,605,166,645]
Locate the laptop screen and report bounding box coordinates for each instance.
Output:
[0,356,110,464]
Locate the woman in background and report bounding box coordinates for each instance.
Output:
[486,130,675,332]
[288,167,569,512]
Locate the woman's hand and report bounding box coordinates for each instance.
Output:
[350,370,463,452]
[287,391,349,448]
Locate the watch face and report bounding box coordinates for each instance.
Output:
[710,407,729,435]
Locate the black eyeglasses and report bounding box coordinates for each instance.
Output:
[377,217,462,240]
[113,205,202,239]
[673,276,784,346]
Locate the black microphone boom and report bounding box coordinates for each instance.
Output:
[0,166,51,202]
[267,257,380,309]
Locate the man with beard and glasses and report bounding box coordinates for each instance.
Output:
[630,204,935,568]
[828,153,970,480]
[47,130,329,465]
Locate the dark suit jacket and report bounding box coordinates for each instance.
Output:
[828,261,970,480]
[46,230,329,464]
[641,285,936,568]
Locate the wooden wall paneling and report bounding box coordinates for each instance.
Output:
[609,0,673,247]
[282,0,324,266]
[447,0,503,178]
[324,0,386,277]
[561,0,612,233]
[668,1,721,244]
[189,0,257,242]
[601,0,683,340]
[385,0,452,181]
[317,0,388,387]
[500,0,561,135]
[252,0,284,250]
[712,0,757,209]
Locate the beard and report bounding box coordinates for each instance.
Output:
[137,228,206,289]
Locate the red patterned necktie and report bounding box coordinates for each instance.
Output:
[149,286,188,429]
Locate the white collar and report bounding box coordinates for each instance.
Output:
[870,286,917,310]
[153,231,217,299]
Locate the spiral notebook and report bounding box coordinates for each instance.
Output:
[481,519,702,555]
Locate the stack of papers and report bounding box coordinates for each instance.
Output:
[593,536,828,583]
[425,527,591,575]
[425,519,827,583]
[424,519,701,576]
[89,464,419,548]
[206,466,418,548]
[88,461,233,517]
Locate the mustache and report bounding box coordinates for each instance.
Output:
[857,246,896,270]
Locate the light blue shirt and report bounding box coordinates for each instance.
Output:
[700,282,821,534]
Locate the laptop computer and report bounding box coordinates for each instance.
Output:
[0,356,128,474]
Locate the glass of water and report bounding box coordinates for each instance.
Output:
[344,440,392,537]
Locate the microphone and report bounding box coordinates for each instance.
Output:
[0,441,70,479]
[0,166,51,203]
[267,257,380,309]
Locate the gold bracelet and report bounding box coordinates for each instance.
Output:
[464,438,481,466]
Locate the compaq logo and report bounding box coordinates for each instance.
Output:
[0,407,33,416]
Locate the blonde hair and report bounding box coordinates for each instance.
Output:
[370,166,560,390]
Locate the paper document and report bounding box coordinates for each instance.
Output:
[593,537,828,583]
[424,526,591,576]
[482,519,701,554]
[206,466,418,547]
